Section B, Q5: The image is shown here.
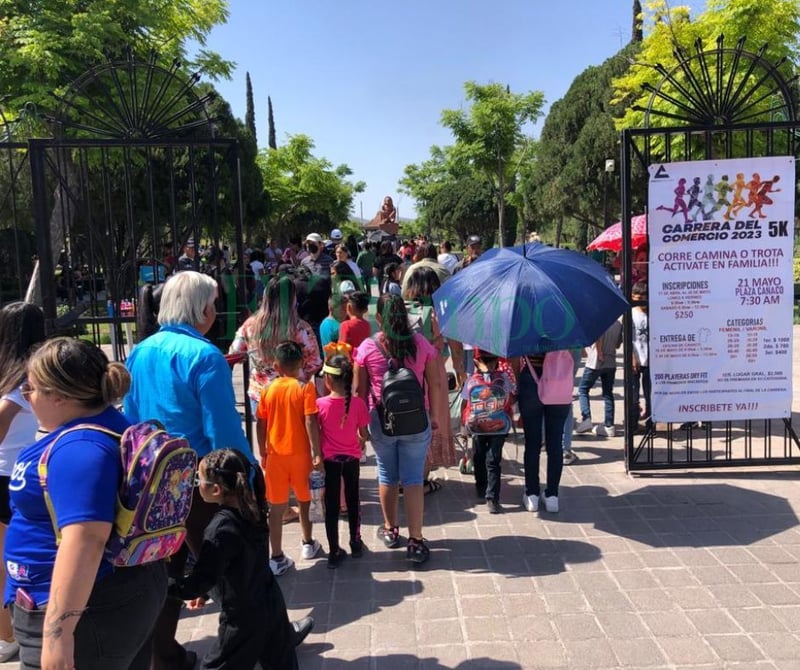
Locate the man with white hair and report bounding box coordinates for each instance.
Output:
[125,272,254,669]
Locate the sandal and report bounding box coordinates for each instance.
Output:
[423,479,442,495]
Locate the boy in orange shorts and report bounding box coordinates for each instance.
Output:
[256,340,323,575]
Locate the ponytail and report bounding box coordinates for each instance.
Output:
[201,449,267,530]
[377,293,416,361]
[323,353,354,428]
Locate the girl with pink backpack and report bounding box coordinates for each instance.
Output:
[514,350,575,514]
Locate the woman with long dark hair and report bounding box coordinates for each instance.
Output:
[229,274,322,413]
[403,268,457,490]
[353,294,444,564]
[0,303,45,662]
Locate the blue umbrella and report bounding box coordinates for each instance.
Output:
[432,242,628,357]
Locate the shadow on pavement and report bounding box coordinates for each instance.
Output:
[556,483,799,548]
[296,653,521,669]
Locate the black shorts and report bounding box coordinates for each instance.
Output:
[0,476,11,524]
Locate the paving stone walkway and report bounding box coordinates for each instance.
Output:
[4,328,799,669]
[172,327,800,669]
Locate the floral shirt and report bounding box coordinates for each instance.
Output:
[229,315,322,402]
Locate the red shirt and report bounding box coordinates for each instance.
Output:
[339,318,371,349]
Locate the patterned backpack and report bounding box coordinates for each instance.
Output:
[39,420,196,567]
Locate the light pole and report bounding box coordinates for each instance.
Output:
[603,158,615,230]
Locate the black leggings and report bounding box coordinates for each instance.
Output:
[323,457,361,551]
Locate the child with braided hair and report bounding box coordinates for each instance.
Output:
[173,448,313,668]
[316,344,370,568]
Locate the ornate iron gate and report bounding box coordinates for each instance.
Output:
[621,36,800,471]
[0,51,247,355]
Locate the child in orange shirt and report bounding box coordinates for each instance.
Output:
[256,341,323,575]
[338,291,372,349]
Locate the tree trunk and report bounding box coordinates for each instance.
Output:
[497,171,505,248]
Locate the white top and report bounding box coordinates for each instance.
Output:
[250,260,265,277]
[438,253,458,273]
[0,386,39,476]
[345,259,362,278]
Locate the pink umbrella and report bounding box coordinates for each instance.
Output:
[587,214,648,252]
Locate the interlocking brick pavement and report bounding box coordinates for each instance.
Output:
[2,327,798,669]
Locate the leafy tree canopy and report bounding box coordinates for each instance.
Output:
[256,134,365,240]
[441,82,544,245]
[612,0,800,129]
[0,0,232,114]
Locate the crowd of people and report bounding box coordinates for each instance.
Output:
[0,228,648,669]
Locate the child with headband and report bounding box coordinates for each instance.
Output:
[316,343,370,568]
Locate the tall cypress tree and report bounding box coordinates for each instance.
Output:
[632,0,643,43]
[267,96,277,149]
[245,72,256,141]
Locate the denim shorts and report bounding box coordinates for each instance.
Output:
[368,409,431,486]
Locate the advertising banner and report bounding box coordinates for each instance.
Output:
[648,157,794,422]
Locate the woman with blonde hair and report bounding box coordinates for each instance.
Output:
[4,338,166,669]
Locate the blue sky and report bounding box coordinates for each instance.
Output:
[197,0,705,219]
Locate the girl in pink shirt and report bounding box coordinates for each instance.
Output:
[316,349,369,568]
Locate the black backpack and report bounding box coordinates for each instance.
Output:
[372,335,429,436]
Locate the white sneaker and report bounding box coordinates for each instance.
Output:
[301,538,321,560]
[0,639,19,662]
[269,554,295,576]
[574,418,593,434]
[523,493,539,512]
[593,424,615,437]
[541,493,559,513]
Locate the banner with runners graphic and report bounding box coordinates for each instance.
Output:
[648,156,794,423]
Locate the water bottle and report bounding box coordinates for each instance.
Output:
[308,470,325,523]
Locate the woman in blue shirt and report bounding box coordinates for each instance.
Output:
[5,338,166,669]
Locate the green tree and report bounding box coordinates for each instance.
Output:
[612,0,800,130]
[256,134,365,240]
[530,45,638,249]
[267,96,277,150]
[426,176,498,245]
[0,0,232,114]
[398,145,469,231]
[441,82,545,246]
[245,71,256,141]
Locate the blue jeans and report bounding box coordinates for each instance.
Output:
[369,409,431,486]
[13,561,167,670]
[518,367,570,498]
[578,366,616,427]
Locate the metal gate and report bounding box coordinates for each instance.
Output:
[621,36,800,470]
[0,51,247,356]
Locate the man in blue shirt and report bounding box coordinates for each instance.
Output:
[126,270,250,670]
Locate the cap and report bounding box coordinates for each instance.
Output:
[338,279,356,294]
[305,233,323,244]
[467,235,481,246]
[185,238,195,247]
[330,228,343,241]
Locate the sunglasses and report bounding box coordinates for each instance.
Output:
[20,382,43,401]
[193,472,214,488]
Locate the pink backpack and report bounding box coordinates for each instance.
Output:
[527,351,575,405]
[39,420,196,567]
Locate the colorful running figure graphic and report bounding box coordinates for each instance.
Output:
[700,175,716,219]
[712,174,732,217]
[686,177,702,221]
[748,175,780,218]
[656,177,690,223]
[726,172,747,220]
[744,173,762,213]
